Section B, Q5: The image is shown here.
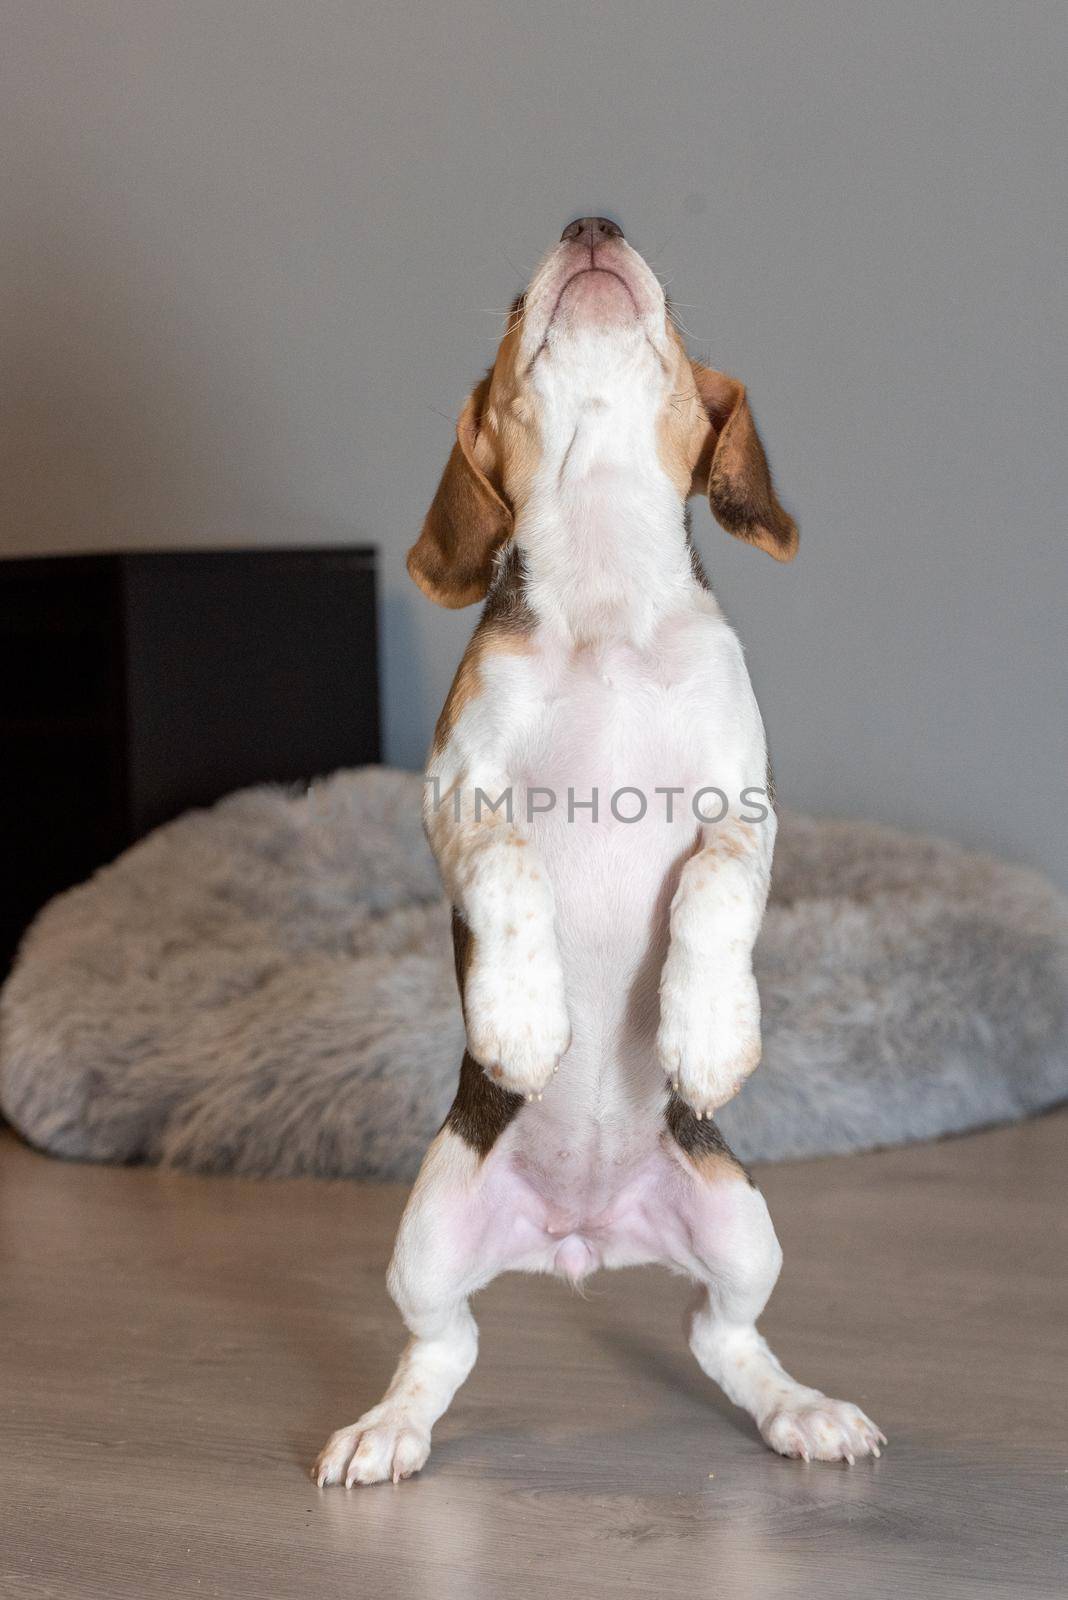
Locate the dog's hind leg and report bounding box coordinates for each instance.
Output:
[663,1110,886,1464]
[314,1123,505,1488]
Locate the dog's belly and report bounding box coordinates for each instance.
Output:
[472,1131,715,1283]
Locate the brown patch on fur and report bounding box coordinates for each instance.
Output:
[701,820,754,862]
[665,1092,754,1186]
[431,547,535,756]
[450,906,471,992]
[442,1050,524,1157]
[690,363,798,562]
[443,910,522,1156]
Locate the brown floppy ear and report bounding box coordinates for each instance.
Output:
[406,376,513,607]
[690,363,798,562]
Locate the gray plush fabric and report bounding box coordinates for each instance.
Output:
[2,767,1065,1179]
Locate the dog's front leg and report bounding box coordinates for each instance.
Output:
[426,765,570,1101]
[656,802,775,1119]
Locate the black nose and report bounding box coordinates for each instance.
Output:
[560,216,624,244]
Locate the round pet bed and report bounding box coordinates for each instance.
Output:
[2,767,1065,1178]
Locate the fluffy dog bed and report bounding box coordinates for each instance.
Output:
[2,767,1065,1179]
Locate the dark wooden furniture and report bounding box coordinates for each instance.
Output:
[0,549,380,970]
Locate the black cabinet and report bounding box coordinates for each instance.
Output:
[0,548,380,970]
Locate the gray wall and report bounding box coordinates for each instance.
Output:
[3,2,1065,882]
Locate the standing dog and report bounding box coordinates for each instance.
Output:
[316,218,884,1487]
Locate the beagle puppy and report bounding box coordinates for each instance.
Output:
[315,217,884,1487]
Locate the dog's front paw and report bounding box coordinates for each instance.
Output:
[657,968,761,1118]
[465,948,571,1099]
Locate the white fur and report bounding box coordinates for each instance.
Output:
[315,232,884,1487]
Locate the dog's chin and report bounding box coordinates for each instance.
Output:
[551,268,638,334]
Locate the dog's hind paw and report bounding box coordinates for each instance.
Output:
[314,1406,432,1487]
[761,1397,886,1464]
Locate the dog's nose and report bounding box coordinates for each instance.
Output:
[560,216,624,245]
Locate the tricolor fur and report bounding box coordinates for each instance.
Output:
[315,219,883,1487]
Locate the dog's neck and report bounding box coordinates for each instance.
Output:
[517,487,692,651]
[514,358,694,650]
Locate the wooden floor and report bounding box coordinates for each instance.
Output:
[2,1113,1065,1600]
